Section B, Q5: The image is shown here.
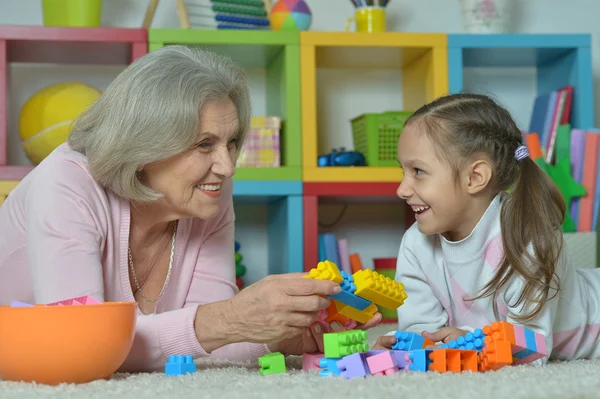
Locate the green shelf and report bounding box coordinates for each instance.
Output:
[149,29,302,182]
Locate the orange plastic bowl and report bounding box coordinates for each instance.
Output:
[0,302,137,385]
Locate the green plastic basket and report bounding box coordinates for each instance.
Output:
[42,0,102,27]
[351,111,413,166]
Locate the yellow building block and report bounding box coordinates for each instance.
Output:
[352,269,408,310]
[334,300,378,324]
[303,260,343,284]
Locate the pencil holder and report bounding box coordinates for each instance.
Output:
[42,0,102,27]
[345,6,386,33]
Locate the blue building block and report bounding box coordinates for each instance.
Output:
[407,349,432,372]
[392,331,425,351]
[165,355,197,376]
[329,272,371,311]
[319,357,342,377]
[441,328,486,352]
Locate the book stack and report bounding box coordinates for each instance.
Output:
[184,0,271,30]
[318,232,365,275]
[524,86,600,233]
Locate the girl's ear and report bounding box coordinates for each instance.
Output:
[465,159,492,194]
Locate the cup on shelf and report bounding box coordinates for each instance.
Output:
[346,6,386,33]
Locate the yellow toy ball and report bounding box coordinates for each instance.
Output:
[19,82,101,165]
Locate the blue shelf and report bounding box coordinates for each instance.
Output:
[448,34,593,130]
[233,180,303,274]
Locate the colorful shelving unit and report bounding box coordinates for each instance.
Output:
[148,29,304,273]
[300,32,448,183]
[0,27,595,277]
[0,25,148,180]
[448,34,593,130]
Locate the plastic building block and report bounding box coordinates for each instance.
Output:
[482,321,516,345]
[323,330,369,358]
[519,331,548,364]
[352,268,408,310]
[10,301,33,307]
[442,328,486,352]
[405,349,432,372]
[46,295,102,306]
[319,357,342,377]
[429,349,478,373]
[302,352,324,371]
[512,325,547,364]
[337,352,370,379]
[165,355,197,376]
[366,351,399,376]
[316,300,358,331]
[304,260,343,284]
[478,338,513,372]
[329,288,372,311]
[258,352,286,376]
[334,300,378,324]
[392,331,425,351]
[389,350,410,369]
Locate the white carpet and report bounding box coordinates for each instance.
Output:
[2,325,600,399]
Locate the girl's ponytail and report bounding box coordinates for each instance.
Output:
[484,152,565,322]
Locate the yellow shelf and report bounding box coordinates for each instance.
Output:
[0,180,19,206]
[303,167,404,182]
[300,32,449,174]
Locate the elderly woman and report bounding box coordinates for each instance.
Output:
[0,46,380,372]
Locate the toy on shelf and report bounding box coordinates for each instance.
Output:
[184,0,271,30]
[347,0,389,33]
[318,147,366,167]
[143,0,191,29]
[237,116,281,167]
[351,111,412,167]
[235,241,247,289]
[270,0,312,31]
[42,0,103,27]
[19,82,102,165]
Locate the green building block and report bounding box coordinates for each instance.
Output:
[258,352,286,376]
[323,330,369,359]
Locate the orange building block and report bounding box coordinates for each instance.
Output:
[428,349,478,373]
[483,321,516,345]
[479,338,513,372]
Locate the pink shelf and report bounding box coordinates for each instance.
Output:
[0,25,148,174]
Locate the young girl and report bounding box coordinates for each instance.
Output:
[373,92,600,364]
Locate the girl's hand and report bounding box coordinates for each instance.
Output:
[422,327,468,343]
[272,312,382,356]
[371,334,397,350]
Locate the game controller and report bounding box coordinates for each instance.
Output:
[318,147,366,167]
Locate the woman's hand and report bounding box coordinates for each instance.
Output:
[272,312,382,356]
[225,273,341,344]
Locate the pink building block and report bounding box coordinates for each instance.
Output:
[302,353,324,371]
[366,351,399,376]
[513,325,528,354]
[46,295,102,306]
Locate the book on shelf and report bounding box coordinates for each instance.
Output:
[525,85,600,233]
[317,232,365,274]
[184,0,271,30]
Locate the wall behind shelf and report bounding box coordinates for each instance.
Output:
[1,0,598,279]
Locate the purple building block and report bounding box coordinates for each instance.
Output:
[337,352,369,379]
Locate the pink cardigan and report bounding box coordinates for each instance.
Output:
[0,143,270,371]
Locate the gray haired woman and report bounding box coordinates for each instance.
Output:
[0,45,381,372]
